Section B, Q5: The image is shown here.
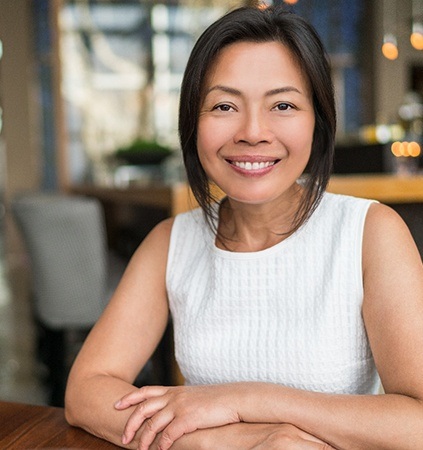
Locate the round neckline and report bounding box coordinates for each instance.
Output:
[203,197,325,259]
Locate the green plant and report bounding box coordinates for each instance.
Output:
[115,138,172,165]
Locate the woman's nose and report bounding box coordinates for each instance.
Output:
[233,110,274,146]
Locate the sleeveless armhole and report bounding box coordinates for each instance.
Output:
[353,200,378,301]
[165,214,181,290]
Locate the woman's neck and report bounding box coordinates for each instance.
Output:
[216,186,304,252]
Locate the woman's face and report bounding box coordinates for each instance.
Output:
[197,41,315,206]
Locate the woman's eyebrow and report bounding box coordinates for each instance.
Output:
[205,85,242,96]
[265,86,302,96]
[205,85,302,97]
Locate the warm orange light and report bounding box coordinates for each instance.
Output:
[284,0,299,4]
[411,32,423,50]
[391,141,403,157]
[409,141,421,157]
[382,42,399,60]
[391,141,421,157]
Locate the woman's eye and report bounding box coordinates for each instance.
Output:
[213,104,234,112]
[274,103,293,111]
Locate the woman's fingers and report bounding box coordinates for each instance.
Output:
[115,385,169,410]
[137,411,182,450]
[120,396,169,445]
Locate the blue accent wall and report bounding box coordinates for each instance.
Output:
[33,0,58,190]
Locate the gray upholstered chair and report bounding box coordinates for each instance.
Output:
[11,192,126,405]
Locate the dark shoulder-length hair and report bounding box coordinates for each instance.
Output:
[178,5,336,233]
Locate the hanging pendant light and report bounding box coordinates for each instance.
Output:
[411,22,423,49]
[410,0,423,50]
[382,0,399,60]
[382,33,399,60]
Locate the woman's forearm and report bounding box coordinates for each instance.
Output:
[239,382,423,449]
[65,374,140,449]
[158,423,274,450]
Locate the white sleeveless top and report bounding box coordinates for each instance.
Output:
[166,193,381,394]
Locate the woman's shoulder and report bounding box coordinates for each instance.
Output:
[146,216,175,242]
[362,201,422,278]
[129,217,175,267]
[140,207,206,256]
[364,201,412,240]
[363,201,415,249]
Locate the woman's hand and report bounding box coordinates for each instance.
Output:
[146,423,336,450]
[114,384,243,449]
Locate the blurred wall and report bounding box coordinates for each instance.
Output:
[0,0,42,257]
[0,0,42,196]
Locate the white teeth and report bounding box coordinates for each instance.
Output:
[233,161,275,170]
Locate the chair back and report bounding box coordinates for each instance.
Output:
[11,193,108,328]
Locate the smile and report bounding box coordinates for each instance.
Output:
[230,160,278,171]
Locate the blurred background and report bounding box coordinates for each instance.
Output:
[0,0,422,406]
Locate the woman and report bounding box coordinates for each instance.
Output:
[65,6,423,449]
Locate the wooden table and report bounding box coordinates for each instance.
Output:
[0,401,120,449]
[327,174,423,203]
[70,174,423,217]
[70,182,194,217]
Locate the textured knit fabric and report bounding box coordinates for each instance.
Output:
[166,193,381,394]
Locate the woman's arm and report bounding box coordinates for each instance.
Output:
[151,423,336,450]
[271,202,423,449]
[118,203,423,450]
[64,219,174,448]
